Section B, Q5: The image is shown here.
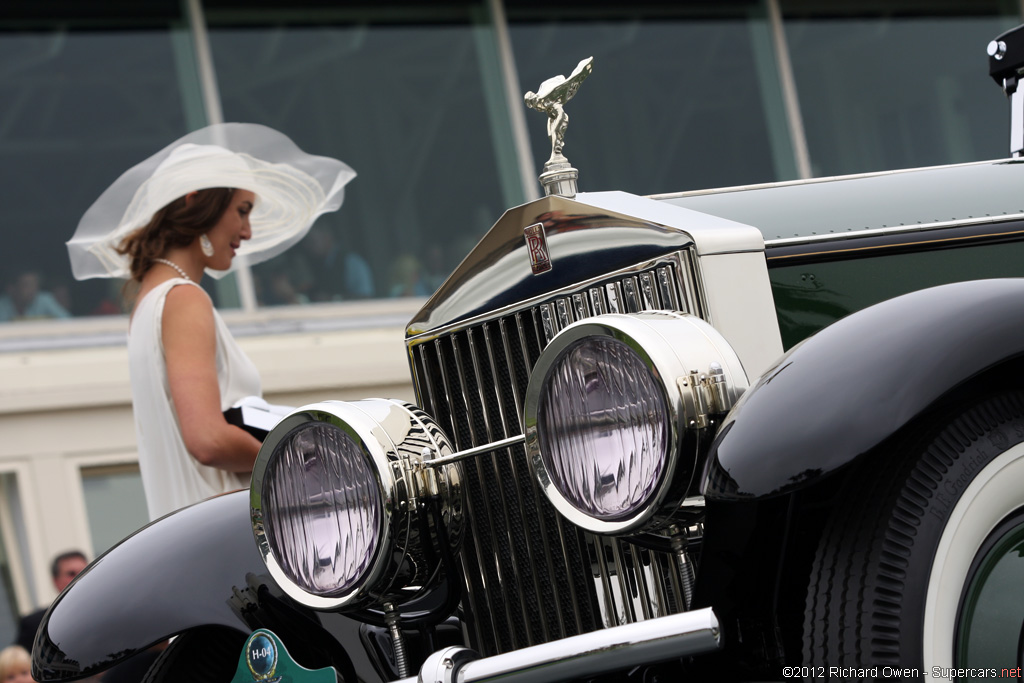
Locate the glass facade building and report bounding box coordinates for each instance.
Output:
[1,0,1018,323]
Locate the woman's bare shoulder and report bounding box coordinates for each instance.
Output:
[163,280,210,304]
[163,282,214,331]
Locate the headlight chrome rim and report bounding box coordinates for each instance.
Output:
[524,312,747,535]
[250,399,462,611]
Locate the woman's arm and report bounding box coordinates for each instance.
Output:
[162,285,262,472]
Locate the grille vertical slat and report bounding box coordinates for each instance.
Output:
[419,340,491,649]
[483,322,551,645]
[610,540,636,624]
[467,327,534,650]
[639,272,659,310]
[630,543,655,620]
[436,337,506,652]
[588,287,606,315]
[523,305,593,638]
[605,282,623,313]
[650,552,670,617]
[657,266,679,310]
[410,257,694,657]
[513,313,569,640]
[452,334,520,654]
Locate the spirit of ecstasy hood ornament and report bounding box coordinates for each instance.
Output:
[524,56,593,198]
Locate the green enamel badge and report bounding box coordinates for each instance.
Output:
[231,629,335,683]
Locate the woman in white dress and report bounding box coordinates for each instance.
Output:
[67,123,355,520]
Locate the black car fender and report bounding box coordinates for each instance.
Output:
[32,490,382,682]
[702,277,1024,502]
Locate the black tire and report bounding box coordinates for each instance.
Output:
[803,391,1024,678]
[141,627,248,683]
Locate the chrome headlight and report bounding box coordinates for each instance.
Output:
[250,399,462,610]
[524,312,747,535]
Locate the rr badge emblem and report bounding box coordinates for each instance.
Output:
[525,223,552,275]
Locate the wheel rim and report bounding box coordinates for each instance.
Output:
[955,509,1024,669]
[924,443,1024,680]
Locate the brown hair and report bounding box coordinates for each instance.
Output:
[116,188,235,283]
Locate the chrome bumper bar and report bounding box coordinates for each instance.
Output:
[403,607,721,683]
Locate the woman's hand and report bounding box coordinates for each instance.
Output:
[162,285,261,472]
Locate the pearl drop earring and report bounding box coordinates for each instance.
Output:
[200,234,215,257]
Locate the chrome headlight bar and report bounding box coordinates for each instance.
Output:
[250,399,463,611]
[523,312,748,535]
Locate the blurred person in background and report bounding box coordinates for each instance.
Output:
[0,645,34,683]
[0,270,70,322]
[14,550,87,652]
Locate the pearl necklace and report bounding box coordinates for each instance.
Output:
[153,258,191,281]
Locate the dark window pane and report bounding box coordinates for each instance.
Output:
[508,3,785,195]
[207,6,509,305]
[0,15,220,320]
[782,1,1020,175]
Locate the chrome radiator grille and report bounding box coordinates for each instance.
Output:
[408,255,700,656]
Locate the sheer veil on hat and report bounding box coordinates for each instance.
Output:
[67,123,356,280]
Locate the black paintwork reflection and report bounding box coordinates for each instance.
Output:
[768,235,1024,350]
[770,277,853,350]
[32,491,374,682]
[703,279,1024,501]
[35,492,259,678]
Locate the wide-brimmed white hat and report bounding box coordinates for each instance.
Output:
[67,122,356,280]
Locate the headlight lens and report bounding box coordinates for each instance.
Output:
[538,336,668,520]
[251,399,463,611]
[525,312,748,535]
[262,421,382,597]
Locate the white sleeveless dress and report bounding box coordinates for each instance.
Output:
[128,278,260,520]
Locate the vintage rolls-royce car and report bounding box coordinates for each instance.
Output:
[31,29,1024,683]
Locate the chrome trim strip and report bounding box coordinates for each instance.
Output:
[407,255,690,344]
[402,608,721,683]
[647,157,1011,202]
[681,251,703,317]
[763,212,1024,249]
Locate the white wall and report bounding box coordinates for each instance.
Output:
[0,299,420,613]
